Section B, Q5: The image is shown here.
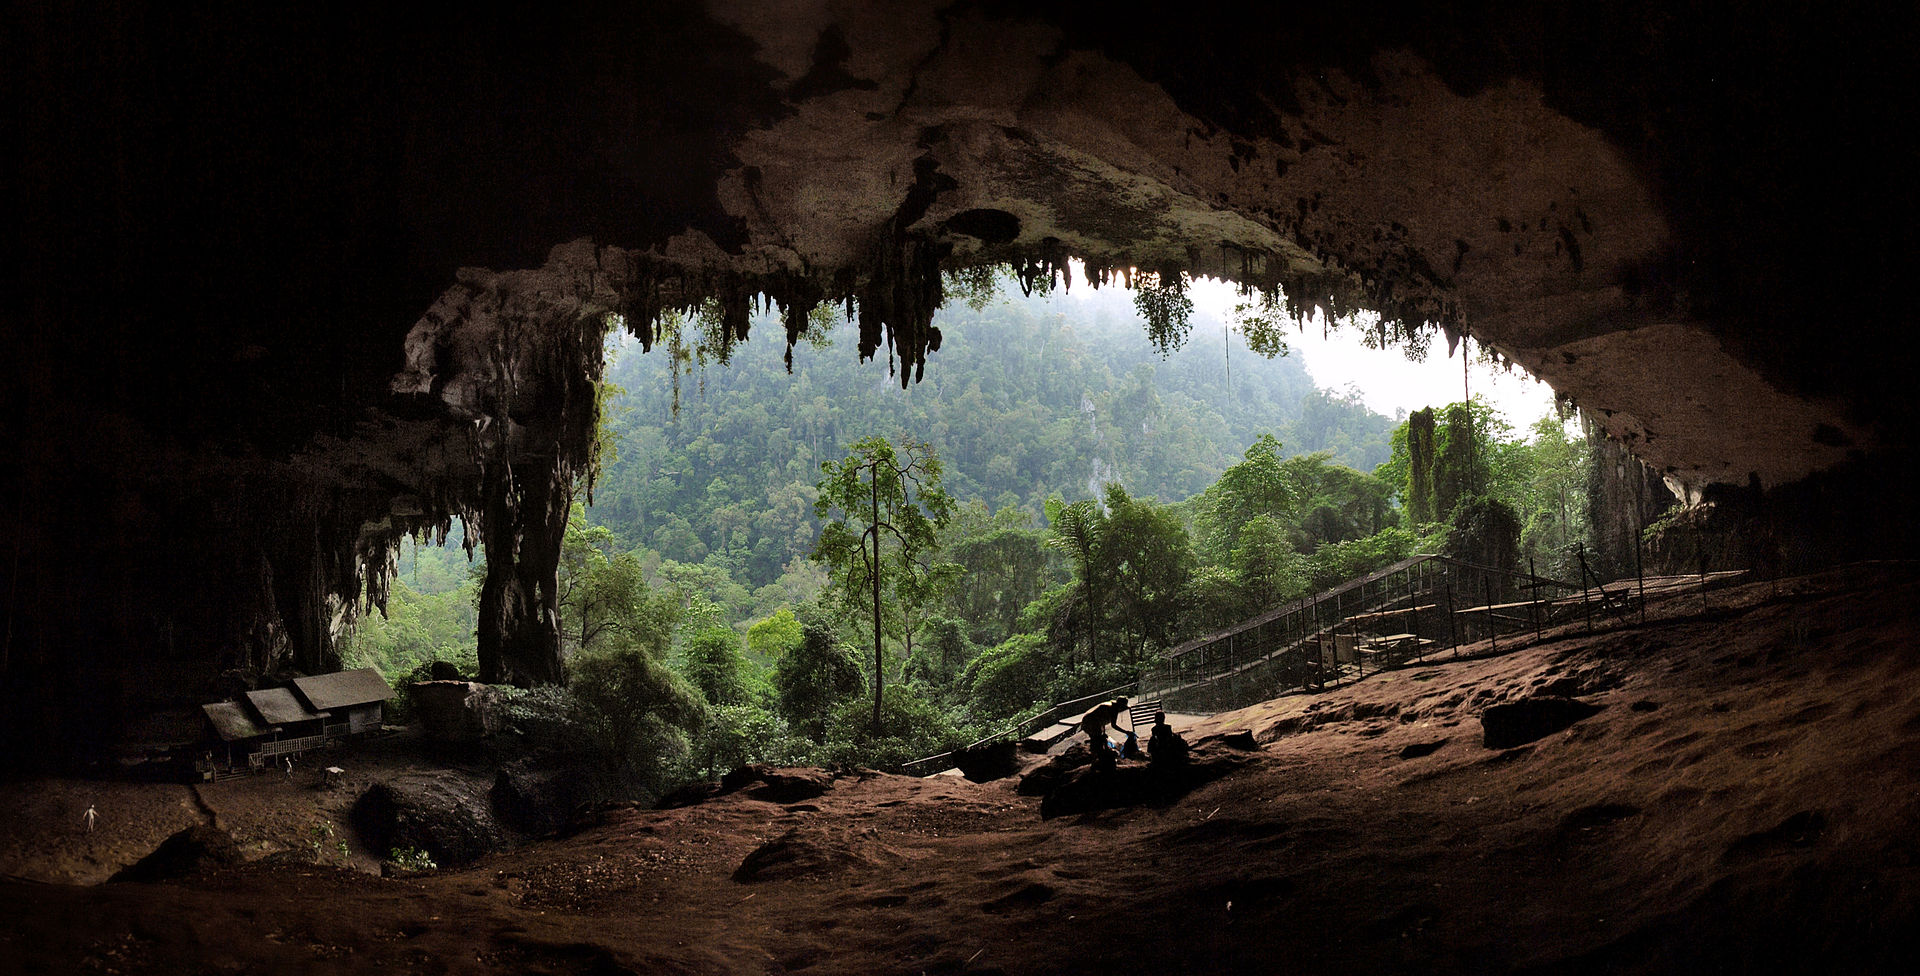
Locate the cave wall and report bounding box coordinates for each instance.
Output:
[4,0,1912,764]
[1584,417,1675,583]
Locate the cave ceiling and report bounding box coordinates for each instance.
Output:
[3,0,1912,742]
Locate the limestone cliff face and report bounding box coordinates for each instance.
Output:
[2,0,1911,761]
[1584,419,1675,583]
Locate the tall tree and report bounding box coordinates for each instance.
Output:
[812,437,955,731]
[556,503,674,658]
[945,515,1058,647]
[1434,403,1484,518]
[1405,407,1438,525]
[681,625,753,708]
[1196,434,1297,562]
[1096,484,1195,665]
[1042,496,1109,664]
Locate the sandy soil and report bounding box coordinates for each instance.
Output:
[3,563,1918,975]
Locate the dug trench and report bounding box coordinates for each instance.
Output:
[3,563,1917,974]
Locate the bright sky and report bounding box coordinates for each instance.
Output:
[1184,275,1561,429]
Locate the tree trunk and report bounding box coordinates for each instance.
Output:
[869,471,884,734]
[478,462,568,687]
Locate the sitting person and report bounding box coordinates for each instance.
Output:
[1120,728,1145,760]
[1147,712,1188,765]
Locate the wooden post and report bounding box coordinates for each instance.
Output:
[1485,575,1498,655]
[1634,524,1647,626]
[1529,556,1542,641]
[1407,564,1421,660]
[1698,546,1710,616]
[1446,574,1458,657]
[1577,545,1594,634]
[1352,614,1364,676]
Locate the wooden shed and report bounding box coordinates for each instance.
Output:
[200,700,277,770]
[291,667,394,738]
[246,687,328,736]
[246,686,331,762]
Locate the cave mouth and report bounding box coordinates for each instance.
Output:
[5,0,1909,774]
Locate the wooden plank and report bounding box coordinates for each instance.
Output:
[1454,600,1554,614]
[1343,606,1438,625]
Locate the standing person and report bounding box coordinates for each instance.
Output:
[284,756,294,781]
[1081,697,1128,769]
[83,804,97,833]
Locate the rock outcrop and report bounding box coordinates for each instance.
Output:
[410,681,508,743]
[351,772,505,867]
[1480,696,1605,750]
[108,826,244,884]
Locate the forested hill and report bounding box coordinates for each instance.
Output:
[589,284,1397,593]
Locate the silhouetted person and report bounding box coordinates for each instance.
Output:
[1148,712,1188,766]
[1120,729,1144,760]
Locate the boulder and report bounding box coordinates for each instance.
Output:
[1480,696,1604,750]
[949,740,1021,783]
[715,765,833,804]
[1016,744,1094,797]
[352,771,504,866]
[109,825,242,883]
[409,680,506,742]
[1037,746,1250,820]
[732,828,868,883]
[493,754,602,836]
[658,765,836,809]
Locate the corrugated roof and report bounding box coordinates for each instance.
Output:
[202,702,275,741]
[246,687,329,726]
[290,667,394,711]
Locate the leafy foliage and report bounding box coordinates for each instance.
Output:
[1134,271,1196,354]
[339,587,475,688]
[689,704,810,779]
[681,626,756,708]
[1195,434,1297,561]
[586,287,1396,599]
[820,684,963,770]
[772,616,866,742]
[745,607,805,662]
[1381,398,1592,578]
[565,644,705,801]
[389,846,438,872]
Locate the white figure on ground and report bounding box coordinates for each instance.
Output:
[284,756,294,781]
[83,804,97,833]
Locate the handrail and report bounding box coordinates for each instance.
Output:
[1164,553,1442,658]
[1139,553,1603,716]
[893,680,1137,776]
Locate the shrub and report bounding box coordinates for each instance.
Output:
[773,618,864,741]
[389,846,437,872]
[962,632,1054,722]
[687,704,812,779]
[568,645,705,802]
[819,685,962,770]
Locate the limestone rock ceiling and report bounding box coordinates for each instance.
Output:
[374,0,1897,492]
[3,0,1910,756]
[682,0,1886,492]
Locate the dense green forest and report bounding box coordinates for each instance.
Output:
[588,285,1397,607]
[342,277,1593,799]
